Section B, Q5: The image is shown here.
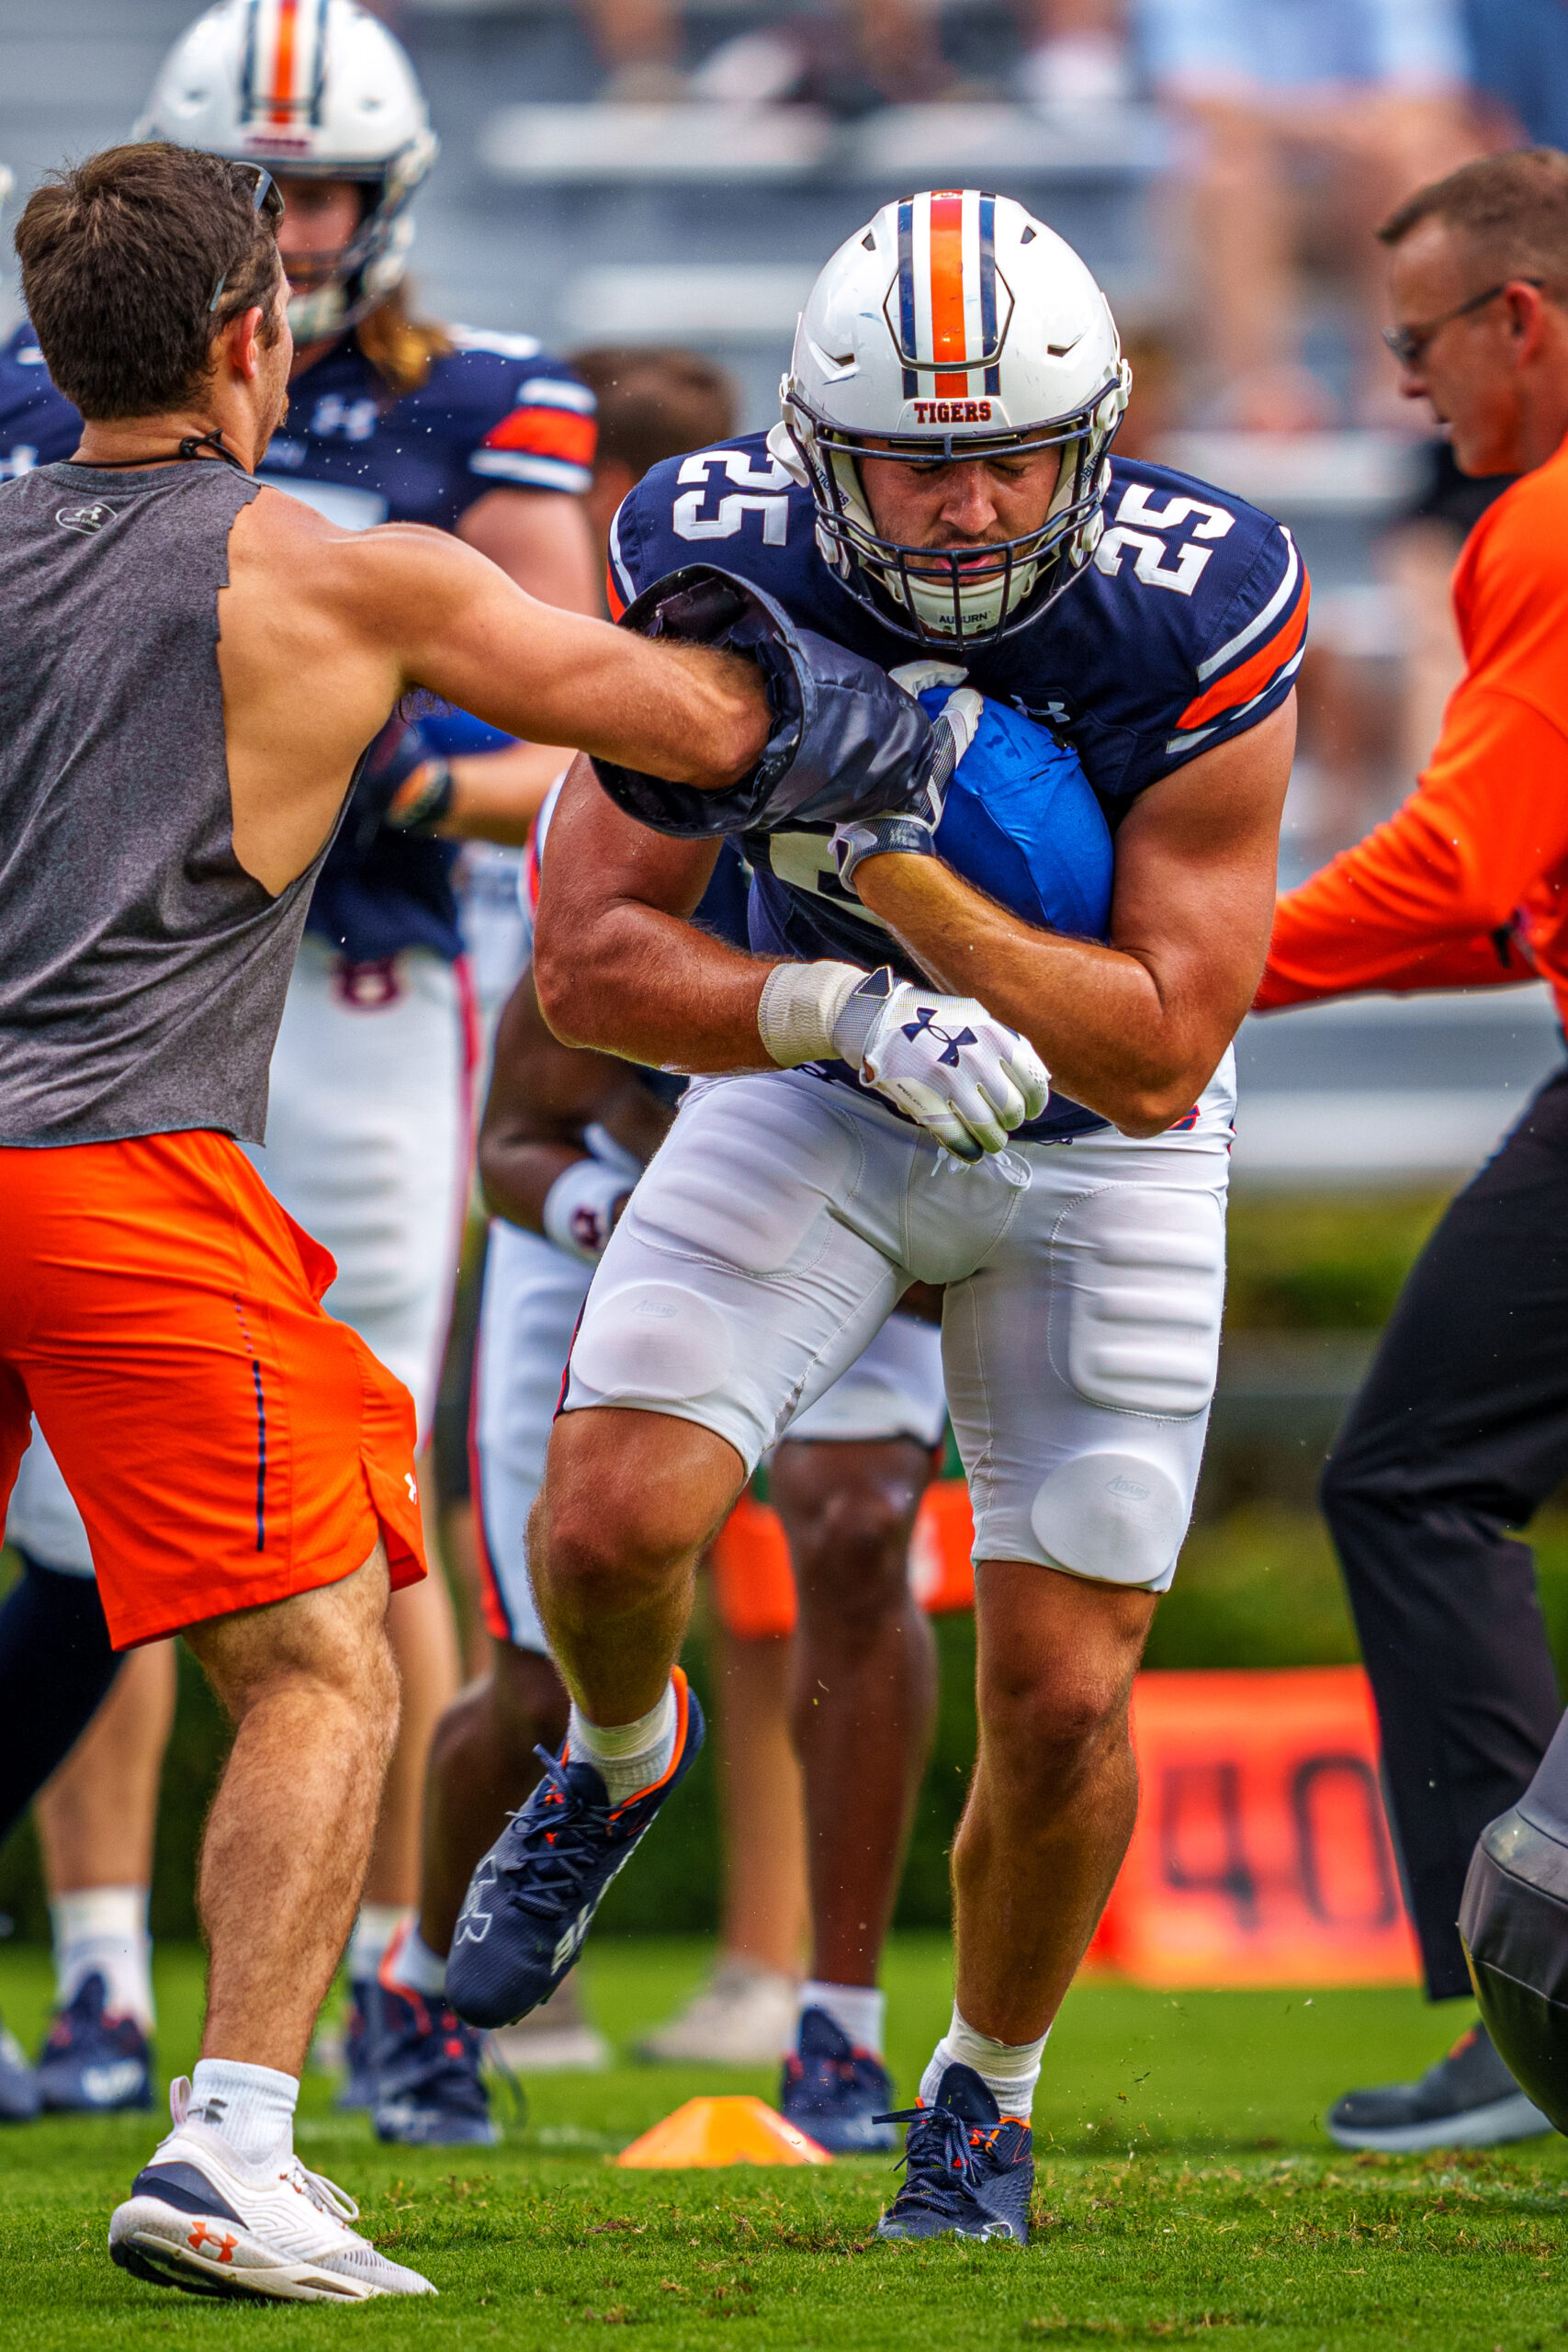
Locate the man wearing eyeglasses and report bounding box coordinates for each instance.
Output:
[1258,145,1568,2154]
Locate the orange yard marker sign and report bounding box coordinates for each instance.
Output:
[615,2096,831,2168]
[1088,1667,1421,1987]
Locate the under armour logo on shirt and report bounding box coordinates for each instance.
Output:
[902,1006,978,1068]
[54,501,114,535]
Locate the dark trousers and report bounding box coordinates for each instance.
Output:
[0,1552,118,1849]
[1322,1064,1568,1999]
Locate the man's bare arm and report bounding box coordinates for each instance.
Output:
[852,698,1294,1135]
[479,964,674,1231]
[533,758,784,1068]
[349,519,767,788]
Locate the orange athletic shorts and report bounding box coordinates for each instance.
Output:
[0,1130,427,1649]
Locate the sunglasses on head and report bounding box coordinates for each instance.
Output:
[208,164,285,315]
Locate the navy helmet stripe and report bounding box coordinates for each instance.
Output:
[897,198,917,362]
[978,193,998,357]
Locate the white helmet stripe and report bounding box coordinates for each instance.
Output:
[243,0,329,130]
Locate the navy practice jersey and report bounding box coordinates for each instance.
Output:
[0,320,594,967]
[610,433,1306,1139]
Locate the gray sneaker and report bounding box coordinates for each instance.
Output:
[0,2012,39,2122]
[1325,2019,1554,2152]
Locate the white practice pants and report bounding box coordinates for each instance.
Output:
[562,1063,1235,1589]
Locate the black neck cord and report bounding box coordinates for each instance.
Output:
[66,425,248,476]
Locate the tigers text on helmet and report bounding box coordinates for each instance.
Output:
[136,0,438,345]
[777,190,1129,650]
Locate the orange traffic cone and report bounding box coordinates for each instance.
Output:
[615,2095,831,2168]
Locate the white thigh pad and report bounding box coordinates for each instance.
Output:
[627,1080,852,1276]
[571,1281,734,1404]
[1050,1183,1224,1419]
[1030,1451,1189,1589]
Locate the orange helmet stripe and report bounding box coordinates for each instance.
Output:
[928,190,969,397]
[270,0,299,126]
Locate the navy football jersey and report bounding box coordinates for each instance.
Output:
[0,320,594,967]
[0,323,79,474]
[261,329,594,965]
[610,432,1305,1139]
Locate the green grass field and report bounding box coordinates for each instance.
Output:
[2,1937,1567,2348]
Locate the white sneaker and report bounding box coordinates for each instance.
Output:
[486,1966,611,2075]
[108,2078,435,2301]
[488,2019,612,2074]
[636,1962,795,2065]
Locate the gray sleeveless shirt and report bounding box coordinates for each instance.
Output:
[0,459,342,1148]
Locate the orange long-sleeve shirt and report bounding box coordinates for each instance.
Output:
[1258,435,1568,1023]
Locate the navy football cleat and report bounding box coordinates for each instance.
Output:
[875,2063,1033,2244]
[780,2006,896,2153]
[447,1668,705,2030]
[37,1973,152,2113]
[336,1981,378,2113]
[368,1981,499,2148]
[0,2009,39,2122]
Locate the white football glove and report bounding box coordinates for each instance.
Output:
[831,662,984,888]
[830,967,1051,1162]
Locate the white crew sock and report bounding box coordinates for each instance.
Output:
[797,1980,886,2058]
[919,2004,1049,2120]
[568,1681,677,1807]
[345,1903,412,1984]
[383,1920,447,1999]
[51,1886,154,2032]
[187,2058,299,2168]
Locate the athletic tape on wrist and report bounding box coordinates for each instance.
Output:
[756,960,866,1069]
[542,1158,633,1262]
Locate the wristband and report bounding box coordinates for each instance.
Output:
[832,813,939,888]
[541,1158,632,1262]
[756,959,866,1069]
[385,757,456,834]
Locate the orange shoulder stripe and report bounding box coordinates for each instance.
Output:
[1178,588,1309,732]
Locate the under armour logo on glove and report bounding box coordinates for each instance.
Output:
[900,1006,978,1067]
[830,967,1050,1161]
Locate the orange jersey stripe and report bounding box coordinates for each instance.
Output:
[271,0,299,125]
[605,563,626,621]
[1177,590,1308,731]
[481,406,598,469]
[929,191,968,395]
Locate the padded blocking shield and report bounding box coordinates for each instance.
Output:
[1460,1711,1568,2131]
[590,564,937,838]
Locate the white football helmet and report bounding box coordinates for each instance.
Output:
[136,0,438,344]
[777,190,1129,650]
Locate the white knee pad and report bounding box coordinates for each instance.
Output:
[1030,1451,1190,1589]
[570,1281,734,1405]
[1050,1183,1224,1419]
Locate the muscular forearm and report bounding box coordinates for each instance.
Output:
[853,855,1241,1136]
[479,1136,582,1234]
[535,897,782,1070]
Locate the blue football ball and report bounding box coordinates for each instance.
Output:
[920,687,1113,945]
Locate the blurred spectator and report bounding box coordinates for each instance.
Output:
[1380,436,1516,778]
[1145,0,1493,425]
[578,0,1137,110]
[1465,0,1568,147]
